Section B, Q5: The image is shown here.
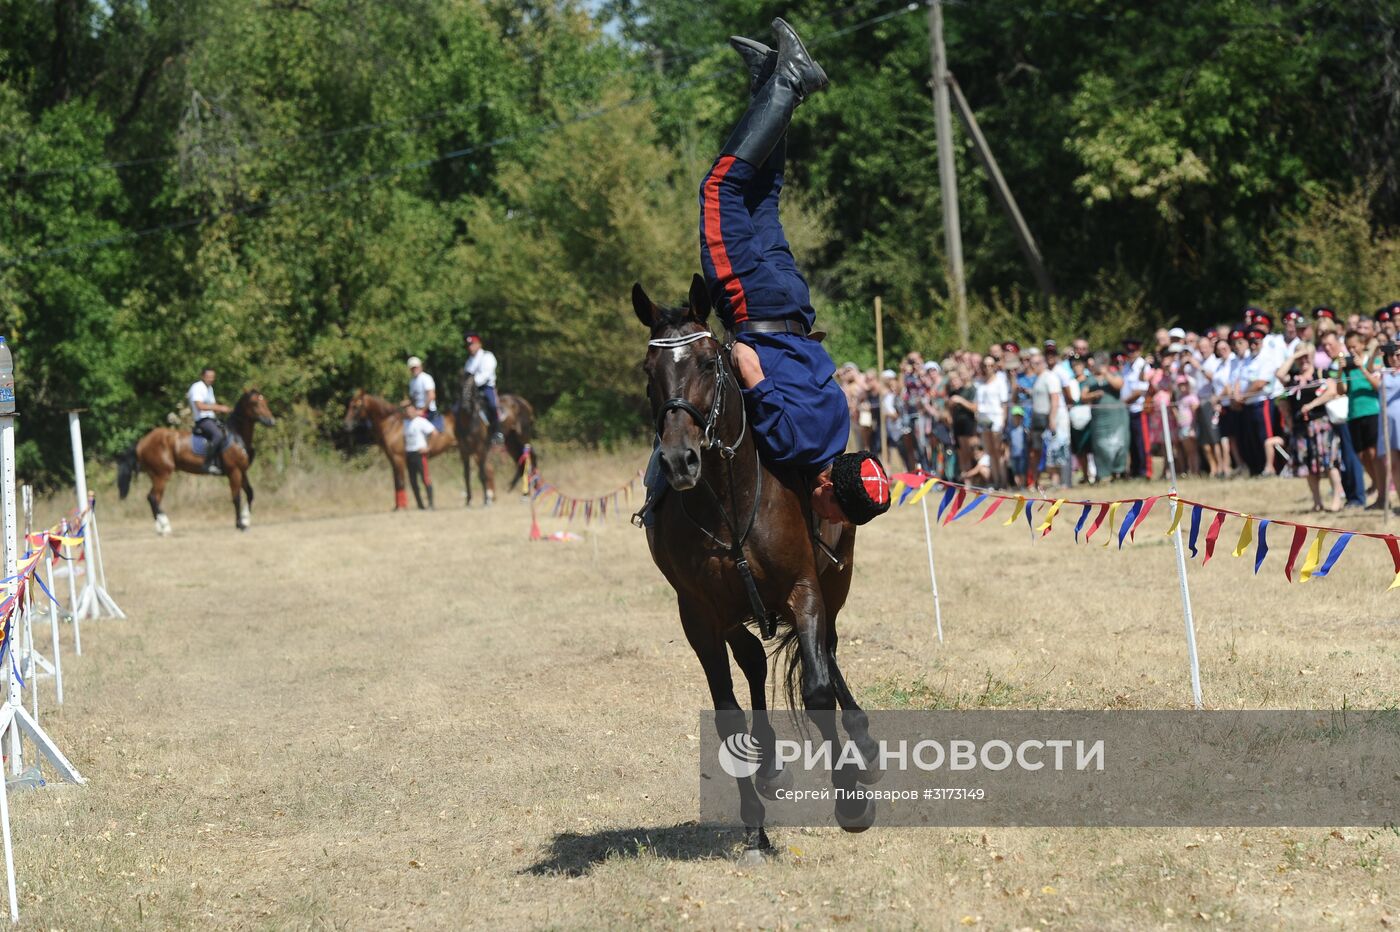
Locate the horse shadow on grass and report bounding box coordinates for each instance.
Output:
[525,821,745,877]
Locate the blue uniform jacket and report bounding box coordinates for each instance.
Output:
[738,331,849,472]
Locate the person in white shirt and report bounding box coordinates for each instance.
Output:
[972,356,1009,488]
[1242,316,1287,476]
[187,366,231,473]
[1118,338,1152,478]
[402,405,438,510]
[406,356,443,430]
[462,332,503,444]
[1027,349,1062,488]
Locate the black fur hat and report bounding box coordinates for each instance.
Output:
[830,451,891,526]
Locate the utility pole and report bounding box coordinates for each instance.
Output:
[948,75,1056,298]
[927,0,968,346]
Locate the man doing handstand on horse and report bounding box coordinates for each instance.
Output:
[644,17,890,527]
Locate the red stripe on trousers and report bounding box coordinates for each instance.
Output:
[1262,400,1274,439]
[421,453,431,484]
[702,156,749,324]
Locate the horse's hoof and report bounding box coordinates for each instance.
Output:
[756,765,794,800]
[154,515,172,536]
[835,794,877,833]
[738,826,774,861]
[855,763,884,786]
[738,846,774,866]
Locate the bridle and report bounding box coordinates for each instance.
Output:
[647,328,779,638]
[648,329,746,459]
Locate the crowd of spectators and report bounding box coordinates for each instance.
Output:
[838,303,1400,512]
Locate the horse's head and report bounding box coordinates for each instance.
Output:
[239,389,277,427]
[634,274,724,492]
[458,368,479,406]
[343,389,369,432]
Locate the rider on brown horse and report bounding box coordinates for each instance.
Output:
[640,19,891,529]
[188,366,231,473]
[462,332,503,446]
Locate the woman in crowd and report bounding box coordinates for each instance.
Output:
[1087,352,1129,479]
[1280,344,1344,511]
[945,366,979,478]
[1340,330,1384,507]
[1198,336,1230,478]
[973,355,1010,488]
[1064,352,1096,484]
[1383,344,1400,506]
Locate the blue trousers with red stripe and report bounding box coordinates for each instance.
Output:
[698,151,847,471]
[698,150,814,330]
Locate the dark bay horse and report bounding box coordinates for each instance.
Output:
[117,389,276,534]
[635,276,879,851]
[455,374,537,506]
[342,390,458,510]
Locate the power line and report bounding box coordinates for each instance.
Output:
[0,2,924,270]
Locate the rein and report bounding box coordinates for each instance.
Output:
[648,331,779,638]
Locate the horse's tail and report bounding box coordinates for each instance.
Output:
[116,444,139,499]
[770,619,816,716]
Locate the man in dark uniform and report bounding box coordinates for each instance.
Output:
[641,18,890,528]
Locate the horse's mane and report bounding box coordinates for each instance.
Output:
[359,392,401,419]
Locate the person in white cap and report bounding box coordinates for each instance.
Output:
[406,356,442,430]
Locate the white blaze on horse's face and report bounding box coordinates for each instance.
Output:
[671,346,690,365]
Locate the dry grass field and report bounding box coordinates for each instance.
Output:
[12,446,1400,929]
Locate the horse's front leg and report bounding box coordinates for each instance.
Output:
[478,451,494,506]
[460,447,473,507]
[727,625,790,803]
[679,599,769,853]
[790,580,874,831]
[391,454,408,511]
[229,469,249,531]
[148,473,171,535]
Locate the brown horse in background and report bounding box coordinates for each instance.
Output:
[455,373,537,506]
[343,390,458,510]
[117,389,277,534]
[635,276,879,851]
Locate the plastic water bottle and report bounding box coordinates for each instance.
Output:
[0,336,13,416]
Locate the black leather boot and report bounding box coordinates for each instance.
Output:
[729,35,775,95]
[719,18,828,167]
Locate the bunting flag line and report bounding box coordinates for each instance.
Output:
[1116,499,1143,549]
[885,474,1400,593]
[1036,499,1065,536]
[1201,511,1227,565]
[1073,503,1092,543]
[528,467,643,526]
[1297,530,1329,583]
[1232,516,1254,558]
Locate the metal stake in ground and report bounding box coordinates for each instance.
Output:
[918,485,944,644]
[0,347,87,793]
[1159,396,1204,709]
[19,486,57,716]
[67,411,124,621]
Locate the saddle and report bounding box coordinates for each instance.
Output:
[191,430,243,473]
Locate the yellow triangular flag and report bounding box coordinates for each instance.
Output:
[1164,498,1184,536]
[1101,501,1121,548]
[1036,499,1066,533]
[1232,515,1254,558]
[1388,571,1400,592]
[1003,495,1026,527]
[891,480,907,502]
[907,479,938,505]
[1298,530,1329,583]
